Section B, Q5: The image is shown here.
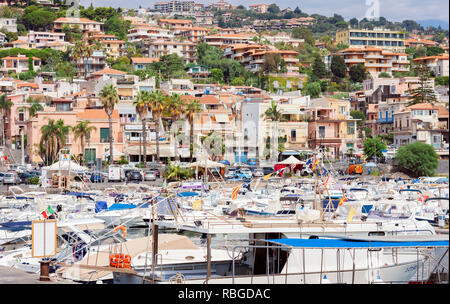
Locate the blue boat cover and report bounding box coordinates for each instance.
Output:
[107,203,136,211]
[95,201,108,213]
[177,191,199,197]
[265,238,449,248]
[5,196,34,200]
[65,192,96,199]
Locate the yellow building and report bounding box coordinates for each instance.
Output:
[336,28,406,52]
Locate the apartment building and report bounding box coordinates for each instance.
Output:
[0,18,17,32]
[413,54,449,77]
[1,55,41,74]
[262,33,304,48]
[154,1,196,13]
[147,39,197,64]
[247,50,300,76]
[72,50,106,78]
[53,17,104,33]
[335,28,406,52]
[100,39,127,59]
[127,26,174,43]
[336,47,410,78]
[203,33,253,48]
[26,31,65,47]
[157,18,193,29]
[405,38,438,48]
[177,26,210,42]
[249,4,269,13]
[392,103,444,149]
[131,57,159,71]
[307,97,360,159]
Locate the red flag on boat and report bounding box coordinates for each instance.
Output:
[338,195,347,206]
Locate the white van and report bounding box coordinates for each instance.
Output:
[108,165,124,182]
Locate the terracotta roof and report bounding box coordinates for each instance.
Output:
[131,57,159,64]
[91,68,127,75]
[17,82,38,88]
[405,38,438,45]
[159,19,193,24]
[54,17,102,24]
[198,95,220,104]
[77,109,119,120]
[413,54,449,61]
[2,56,40,61]
[436,106,449,118]
[100,40,125,44]
[406,103,438,110]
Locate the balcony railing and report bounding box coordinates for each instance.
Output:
[376,117,394,124]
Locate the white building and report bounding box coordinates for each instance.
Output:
[0,18,17,33]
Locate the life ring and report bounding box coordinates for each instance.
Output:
[109,253,132,268]
[112,225,127,238]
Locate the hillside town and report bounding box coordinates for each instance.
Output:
[0,0,448,286]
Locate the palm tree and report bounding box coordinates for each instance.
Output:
[28,99,44,118]
[99,85,119,165]
[71,120,97,165]
[148,90,166,162]
[0,93,13,147]
[71,40,95,78]
[134,90,151,164]
[263,100,283,161]
[184,98,202,162]
[165,93,184,162]
[39,119,69,165]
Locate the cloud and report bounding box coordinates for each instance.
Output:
[79,0,449,23]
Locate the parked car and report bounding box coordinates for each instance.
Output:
[224,168,237,179]
[0,172,5,183]
[144,170,156,181]
[237,168,252,179]
[262,167,274,176]
[150,169,160,178]
[90,172,105,183]
[127,170,143,182]
[3,172,20,185]
[252,168,264,177]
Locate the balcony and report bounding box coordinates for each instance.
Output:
[344,58,365,63]
[365,62,391,67]
[376,117,394,124]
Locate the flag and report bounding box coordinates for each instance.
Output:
[192,199,202,211]
[347,206,357,222]
[162,179,167,189]
[338,195,347,206]
[418,195,429,203]
[305,158,312,166]
[263,173,272,180]
[322,175,330,188]
[312,158,319,170]
[41,210,48,219]
[231,185,241,200]
[320,167,328,176]
[47,206,55,215]
[276,167,287,175]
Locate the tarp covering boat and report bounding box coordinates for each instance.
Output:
[107,203,137,211]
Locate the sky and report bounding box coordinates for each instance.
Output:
[78,0,449,24]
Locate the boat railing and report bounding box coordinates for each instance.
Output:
[223,242,449,284]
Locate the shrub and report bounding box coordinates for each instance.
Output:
[395,142,438,177]
[28,177,40,185]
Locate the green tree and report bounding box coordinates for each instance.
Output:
[330,55,347,79]
[292,27,315,45]
[407,62,438,106]
[164,92,184,161]
[312,55,326,79]
[23,9,56,31]
[71,120,97,164]
[263,100,283,160]
[230,77,245,86]
[426,46,445,56]
[395,142,438,177]
[267,4,280,14]
[28,99,44,117]
[303,82,321,98]
[363,136,387,160]
[349,64,366,83]
[0,93,13,146]
[39,119,68,165]
[99,85,119,164]
[378,72,391,78]
[148,90,166,162]
[184,98,202,161]
[134,90,151,164]
[210,68,224,83]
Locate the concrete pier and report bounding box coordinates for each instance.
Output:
[0,266,75,284]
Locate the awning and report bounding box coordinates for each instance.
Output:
[125,145,175,157]
[214,114,230,123]
[266,238,449,248]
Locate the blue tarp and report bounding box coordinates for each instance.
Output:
[5,196,34,200]
[107,203,137,211]
[0,221,31,228]
[266,238,449,248]
[95,201,108,213]
[65,192,95,200]
[177,191,199,197]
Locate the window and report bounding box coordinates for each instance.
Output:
[291,129,296,142]
[347,122,355,135]
[100,128,110,143]
[340,106,346,115]
[56,103,71,111]
[319,126,325,138]
[84,148,96,163]
[18,108,25,122]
